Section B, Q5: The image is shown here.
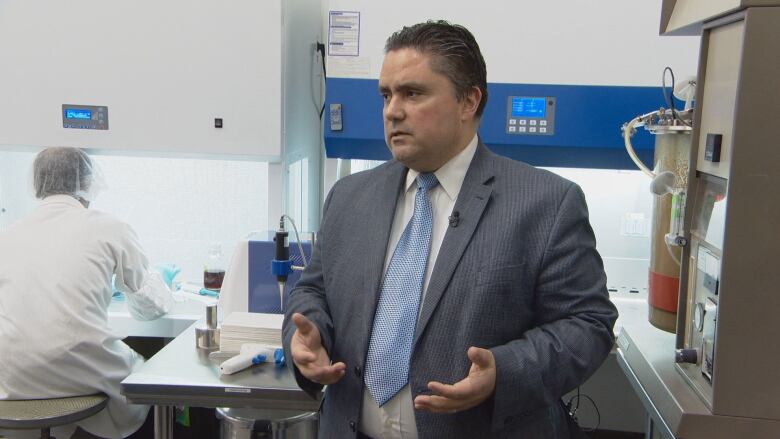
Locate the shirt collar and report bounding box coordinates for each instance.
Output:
[404,133,479,201]
[40,194,85,209]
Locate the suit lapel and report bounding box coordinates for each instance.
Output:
[359,162,408,341]
[414,144,495,345]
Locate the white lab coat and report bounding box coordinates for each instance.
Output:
[0,195,172,439]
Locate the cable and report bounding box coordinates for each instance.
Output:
[662,67,692,127]
[317,42,327,120]
[281,214,309,268]
[566,388,601,433]
[662,67,676,121]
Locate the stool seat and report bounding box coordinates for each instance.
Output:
[0,394,108,430]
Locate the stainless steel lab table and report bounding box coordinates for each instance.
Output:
[121,321,319,439]
[617,322,780,438]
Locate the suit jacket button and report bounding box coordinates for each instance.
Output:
[349,420,356,431]
[354,365,361,377]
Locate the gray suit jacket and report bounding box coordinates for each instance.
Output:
[283,144,618,438]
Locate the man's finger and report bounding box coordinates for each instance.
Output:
[291,348,317,365]
[303,361,347,385]
[427,380,471,400]
[467,346,494,368]
[292,313,314,335]
[414,394,460,413]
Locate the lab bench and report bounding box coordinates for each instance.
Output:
[120,322,319,439]
[617,322,780,438]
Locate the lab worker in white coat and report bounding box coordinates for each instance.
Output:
[0,147,173,439]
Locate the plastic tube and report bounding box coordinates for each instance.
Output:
[623,116,656,178]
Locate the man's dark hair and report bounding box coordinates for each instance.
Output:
[385,20,488,117]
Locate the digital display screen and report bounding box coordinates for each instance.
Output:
[65,109,92,120]
[511,97,546,118]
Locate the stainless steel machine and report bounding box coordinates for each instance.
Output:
[617,1,780,437]
[671,0,780,420]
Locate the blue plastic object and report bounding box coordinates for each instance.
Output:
[270,259,293,278]
[274,348,285,368]
[198,288,219,298]
[251,354,267,365]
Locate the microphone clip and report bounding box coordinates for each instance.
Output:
[448,211,460,227]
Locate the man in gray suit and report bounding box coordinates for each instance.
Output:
[283,21,617,438]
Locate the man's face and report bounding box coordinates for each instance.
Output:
[379,48,477,172]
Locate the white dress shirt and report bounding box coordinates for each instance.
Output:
[360,135,478,438]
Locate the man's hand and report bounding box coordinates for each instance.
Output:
[413,347,496,413]
[290,313,346,385]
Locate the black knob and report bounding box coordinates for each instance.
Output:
[675,348,698,364]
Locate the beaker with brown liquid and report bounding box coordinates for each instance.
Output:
[203,269,225,291]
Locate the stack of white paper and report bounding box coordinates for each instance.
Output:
[219,312,284,353]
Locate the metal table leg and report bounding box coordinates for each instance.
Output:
[154,405,173,439]
[645,413,654,439]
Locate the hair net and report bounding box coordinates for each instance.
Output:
[33,147,106,202]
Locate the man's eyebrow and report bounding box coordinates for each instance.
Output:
[378,81,428,93]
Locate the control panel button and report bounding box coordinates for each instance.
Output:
[509,126,516,132]
[529,127,537,133]
[540,120,547,126]
[540,127,547,133]
[519,120,527,125]
[518,126,527,133]
[509,119,516,125]
[530,120,537,126]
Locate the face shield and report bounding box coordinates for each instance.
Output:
[32,147,107,203]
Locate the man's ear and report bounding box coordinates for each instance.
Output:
[461,86,482,121]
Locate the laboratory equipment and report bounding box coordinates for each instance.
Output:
[622,73,694,332]
[0,0,295,158]
[219,237,312,316]
[62,104,108,130]
[204,243,226,292]
[618,2,780,437]
[270,216,309,310]
[272,220,291,304]
[219,344,284,375]
[670,2,780,421]
[505,96,555,136]
[216,408,317,439]
[195,304,220,352]
[321,2,699,169]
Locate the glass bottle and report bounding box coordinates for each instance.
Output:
[203,242,226,292]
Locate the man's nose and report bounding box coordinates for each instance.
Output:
[384,97,404,121]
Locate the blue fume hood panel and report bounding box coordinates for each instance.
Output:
[324,78,669,169]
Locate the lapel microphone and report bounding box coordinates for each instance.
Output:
[448,211,460,227]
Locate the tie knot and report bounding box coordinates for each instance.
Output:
[416,173,439,191]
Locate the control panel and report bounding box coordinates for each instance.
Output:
[505,96,555,135]
[62,104,109,130]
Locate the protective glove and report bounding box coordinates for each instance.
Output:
[157,264,182,289]
[111,275,123,299]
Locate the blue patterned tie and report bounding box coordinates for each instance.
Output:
[364,173,439,406]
